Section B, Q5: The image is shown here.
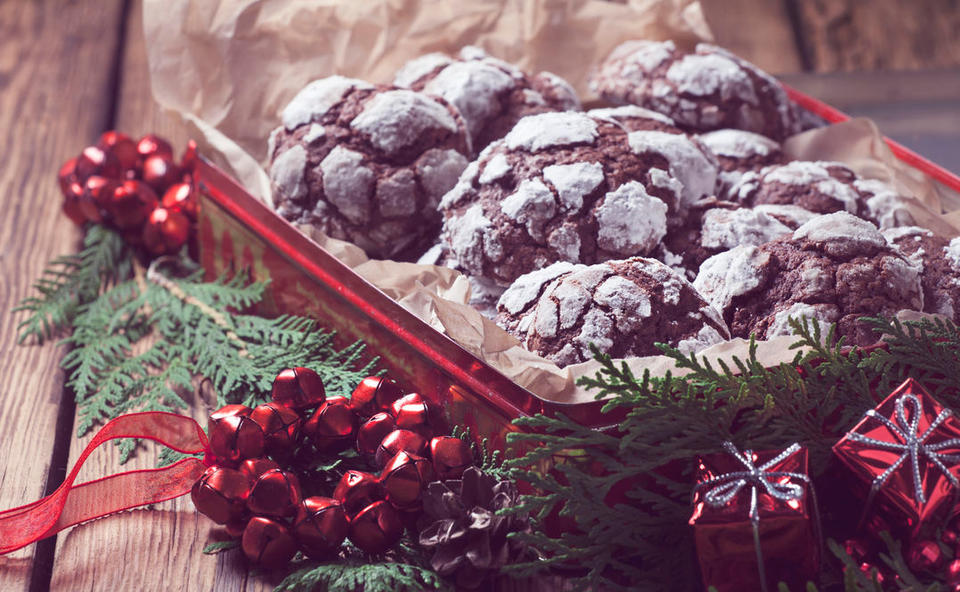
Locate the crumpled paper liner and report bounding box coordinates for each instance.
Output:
[144,0,960,406]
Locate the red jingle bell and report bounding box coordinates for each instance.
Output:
[208,405,265,465]
[58,157,78,195]
[96,130,139,173]
[142,207,191,256]
[239,458,280,484]
[61,180,87,226]
[375,429,427,469]
[333,470,383,517]
[161,182,199,220]
[136,133,175,161]
[142,154,181,196]
[303,397,357,451]
[106,180,158,229]
[349,376,404,417]
[209,404,251,422]
[191,466,250,524]
[249,402,302,457]
[356,412,396,457]
[947,559,960,587]
[271,367,326,410]
[380,451,435,509]
[907,539,944,572]
[429,436,473,480]
[241,517,298,569]
[247,468,302,518]
[348,501,403,555]
[293,497,349,559]
[225,518,248,538]
[79,176,119,223]
[75,145,122,182]
[390,393,430,431]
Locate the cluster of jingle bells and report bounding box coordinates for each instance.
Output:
[191,368,475,568]
[56,131,198,256]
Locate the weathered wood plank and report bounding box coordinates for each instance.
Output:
[700,0,804,73]
[45,1,237,591]
[0,0,125,590]
[791,0,960,72]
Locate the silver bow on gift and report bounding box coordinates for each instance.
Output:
[693,441,813,592]
[846,392,960,504]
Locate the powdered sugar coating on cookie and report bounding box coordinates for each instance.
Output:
[439,113,685,285]
[628,130,719,209]
[269,81,470,258]
[497,257,729,365]
[730,161,876,221]
[395,46,581,154]
[505,112,598,152]
[591,41,800,140]
[695,211,923,345]
[883,227,960,322]
[698,129,785,198]
[281,76,374,130]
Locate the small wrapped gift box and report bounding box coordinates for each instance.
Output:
[690,442,819,592]
[832,378,960,538]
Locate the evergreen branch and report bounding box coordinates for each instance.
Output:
[50,245,377,450]
[15,225,129,343]
[505,317,960,590]
[275,559,450,592]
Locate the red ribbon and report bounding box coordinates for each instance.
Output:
[0,411,209,554]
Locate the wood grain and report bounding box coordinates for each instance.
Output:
[45,1,242,591]
[791,0,960,72]
[699,0,804,73]
[0,0,125,590]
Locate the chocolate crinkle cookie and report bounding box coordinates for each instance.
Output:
[729,161,916,229]
[439,111,716,286]
[693,212,924,345]
[496,257,729,366]
[660,200,811,280]
[268,76,471,258]
[883,226,960,322]
[590,40,801,140]
[696,129,785,199]
[394,46,580,155]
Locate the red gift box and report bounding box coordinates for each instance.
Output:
[690,442,819,592]
[832,378,960,538]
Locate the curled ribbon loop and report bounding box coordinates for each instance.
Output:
[846,393,960,504]
[696,441,808,525]
[0,411,209,555]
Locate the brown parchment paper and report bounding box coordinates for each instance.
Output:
[143,0,960,406]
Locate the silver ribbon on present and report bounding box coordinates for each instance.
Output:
[693,441,813,592]
[846,392,960,504]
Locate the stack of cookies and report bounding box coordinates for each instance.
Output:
[266,42,958,367]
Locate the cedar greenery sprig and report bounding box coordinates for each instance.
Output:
[276,555,452,592]
[503,316,960,591]
[16,225,378,461]
[14,224,130,344]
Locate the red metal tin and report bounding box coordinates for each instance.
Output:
[192,88,960,448]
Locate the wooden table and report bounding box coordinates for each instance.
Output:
[0,1,957,591]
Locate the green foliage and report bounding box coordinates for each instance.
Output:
[275,556,451,592]
[58,257,377,453]
[450,424,507,480]
[16,225,378,462]
[15,225,130,343]
[504,317,960,591]
[202,540,240,555]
